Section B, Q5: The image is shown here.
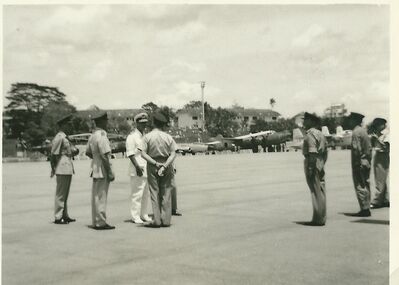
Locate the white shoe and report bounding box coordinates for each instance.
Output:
[132,217,144,224]
[141,215,153,222]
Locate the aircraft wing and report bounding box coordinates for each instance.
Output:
[231,130,275,140]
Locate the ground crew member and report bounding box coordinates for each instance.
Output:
[125,112,152,223]
[346,112,372,217]
[86,111,115,230]
[302,112,328,226]
[50,114,78,224]
[369,118,390,209]
[171,167,182,216]
[139,110,177,227]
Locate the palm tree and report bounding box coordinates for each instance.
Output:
[269,98,276,109]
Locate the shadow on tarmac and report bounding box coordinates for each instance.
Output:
[350,219,389,225]
[293,221,325,227]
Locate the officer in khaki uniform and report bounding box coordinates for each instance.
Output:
[86,111,116,230]
[50,114,79,224]
[369,118,390,209]
[302,112,328,226]
[346,112,372,217]
[139,111,177,227]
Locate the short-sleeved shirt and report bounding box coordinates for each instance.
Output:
[126,129,147,177]
[302,128,327,157]
[139,128,177,158]
[351,126,372,162]
[86,128,112,179]
[51,131,74,175]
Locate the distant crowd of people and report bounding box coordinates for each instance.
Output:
[48,109,389,229]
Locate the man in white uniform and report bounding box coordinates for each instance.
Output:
[126,112,152,224]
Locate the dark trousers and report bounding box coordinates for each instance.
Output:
[55,175,72,220]
[352,162,371,210]
[171,176,178,211]
[147,163,173,226]
[304,160,326,225]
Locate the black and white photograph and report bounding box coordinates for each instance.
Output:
[2,2,396,285]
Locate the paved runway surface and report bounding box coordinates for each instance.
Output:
[2,151,389,285]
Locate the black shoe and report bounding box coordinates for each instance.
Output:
[144,223,161,228]
[54,218,69,224]
[94,224,115,230]
[346,209,371,217]
[172,210,182,216]
[64,217,76,223]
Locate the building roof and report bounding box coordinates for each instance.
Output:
[231,108,281,118]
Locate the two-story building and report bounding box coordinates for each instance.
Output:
[176,108,203,129]
[323,104,347,118]
[176,107,281,129]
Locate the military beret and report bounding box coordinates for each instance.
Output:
[56,114,72,125]
[304,112,321,124]
[371,117,387,127]
[134,112,149,123]
[92,111,108,122]
[347,112,364,123]
[153,111,168,124]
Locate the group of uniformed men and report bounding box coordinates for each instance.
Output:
[50,110,181,230]
[302,112,390,226]
[49,109,389,229]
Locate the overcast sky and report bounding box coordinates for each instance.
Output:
[3,4,389,121]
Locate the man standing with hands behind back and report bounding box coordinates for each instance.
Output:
[126,112,152,224]
[86,111,116,230]
[139,110,177,228]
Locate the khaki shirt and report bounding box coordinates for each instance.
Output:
[51,132,74,175]
[302,128,328,156]
[303,128,328,172]
[139,128,177,158]
[126,129,147,177]
[351,125,372,163]
[86,128,112,179]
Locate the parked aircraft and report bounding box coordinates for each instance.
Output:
[31,132,127,159]
[285,128,304,151]
[322,126,352,149]
[206,130,291,153]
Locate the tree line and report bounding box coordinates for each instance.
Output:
[3,82,348,146]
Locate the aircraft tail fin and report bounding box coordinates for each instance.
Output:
[336,126,344,136]
[293,128,303,141]
[321,126,330,136]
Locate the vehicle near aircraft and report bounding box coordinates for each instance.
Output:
[285,128,304,151]
[322,126,352,149]
[176,143,210,155]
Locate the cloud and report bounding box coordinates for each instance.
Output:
[86,58,113,82]
[155,21,206,46]
[34,6,111,47]
[292,24,326,48]
[152,59,206,81]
